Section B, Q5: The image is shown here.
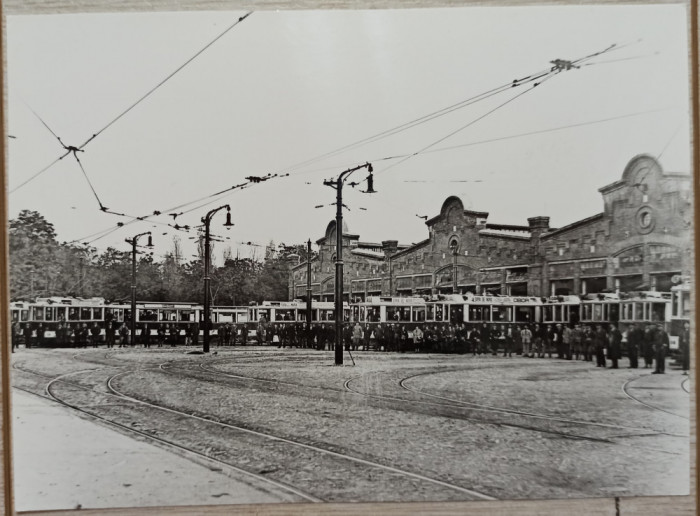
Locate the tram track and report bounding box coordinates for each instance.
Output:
[188,355,685,440]
[163,356,654,445]
[15,356,498,502]
[395,369,688,437]
[681,377,690,394]
[621,375,690,420]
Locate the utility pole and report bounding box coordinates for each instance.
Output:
[450,240,459,294]
[201,205,233,353]
[323,162,374,365]
[125,232,153,347]
[306,239,312,348]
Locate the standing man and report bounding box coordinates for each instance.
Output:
[679,321,690,375]
[652,323,670,374]
[562,324,573,360]
[626,323,641,369]
[11,321,20,353]
[594,324,607,368]
[607,324,622,369]
[521,325,532,358]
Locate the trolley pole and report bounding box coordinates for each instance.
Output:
[306,238,312,348]
[201,205,234,353]
[323,162,374,365]
[125,232,152,347]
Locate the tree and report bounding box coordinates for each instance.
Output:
[9,210,62,299]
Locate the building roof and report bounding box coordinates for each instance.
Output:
[540,212,605,240]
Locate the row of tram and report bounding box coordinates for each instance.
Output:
[9,283,690,348]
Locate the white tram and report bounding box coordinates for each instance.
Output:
[426,293,543,326]
[350,296,427,325]
[249,300,350,324]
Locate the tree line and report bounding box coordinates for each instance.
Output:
[9,210,314,305]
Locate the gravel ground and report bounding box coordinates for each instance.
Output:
[11,346,690,505]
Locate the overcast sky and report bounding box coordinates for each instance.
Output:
[6,5,692,263]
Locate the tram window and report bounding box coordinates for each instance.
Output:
[359,306,366,322]
[22,310,29,321]
[609,304,620,322]
[352,306,359,322]
[257,309,270,322]
[592,304,602,321]
[543,306,553,322]
[469,305,488,322]
[514,306,533,323]
[682,292,691,318]
[412,306,426,322]
[11,311,17,322]
[367,308,380,322]
[80,307,92,320]
[621,303,630,320]
[435,304,444,322]
[44,307,54,321]
[33,307,44,321]
[427,304,435,321]
[67,308,78,321]
[92,308,102,320]
[139,309,158,322]
[492,306,512,322]
[651,303,666,322]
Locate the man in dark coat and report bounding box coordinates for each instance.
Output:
[642,325,655,368]
[679,321,690,375]
[607,324,622,369]
[626,324,641,369]
[651,323,669,374]
[594,325,607,367]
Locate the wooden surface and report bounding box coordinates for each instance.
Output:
[0,1,697,515]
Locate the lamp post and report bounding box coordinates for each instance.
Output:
[201,205,234,353]
[450,240,459,294]
[306,239,313,348]
[125,232,153,347]
[323,162,374,365]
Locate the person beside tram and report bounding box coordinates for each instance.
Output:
[607,323,622,369]
[626,323,642,369]
[520,325,533,357]
[651,323,670,374]
[679,321,690,375]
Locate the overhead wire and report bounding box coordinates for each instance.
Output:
[376,72,557,177]
[10,12,253,194]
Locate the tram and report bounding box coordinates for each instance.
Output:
[248,300,351,324]
[668,281,691,350]
[425,293,543,326]
[350,296,427,326]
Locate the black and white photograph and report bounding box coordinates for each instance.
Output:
[5,4,693,512]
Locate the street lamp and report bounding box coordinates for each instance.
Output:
[306,239,313,348]
[449,240,459,294]
[323,162,375,365]
[201,205,234,353]
[125,232,153,346]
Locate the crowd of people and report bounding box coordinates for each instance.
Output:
[10,317,690,375]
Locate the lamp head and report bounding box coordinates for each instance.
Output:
[224,208,234,228]
[366,172,376,194]
[146,235,153,248]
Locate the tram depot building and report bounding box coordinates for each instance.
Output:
[289,155,692,302]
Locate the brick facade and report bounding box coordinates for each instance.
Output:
[289,155,692,301]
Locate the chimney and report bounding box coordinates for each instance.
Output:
[527,216,550,236]
[382,240,399,257]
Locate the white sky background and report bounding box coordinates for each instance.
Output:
[6,5,692,263]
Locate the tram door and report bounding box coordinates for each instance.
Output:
[449,304,463,325]
[569,305,580,325]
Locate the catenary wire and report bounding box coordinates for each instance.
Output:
[10,12,253,194]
